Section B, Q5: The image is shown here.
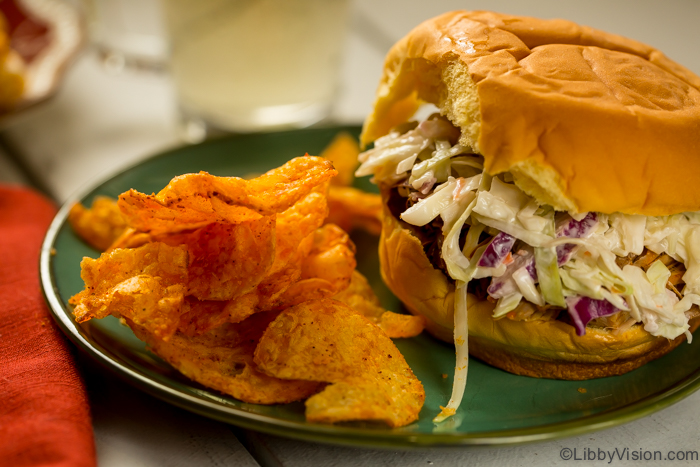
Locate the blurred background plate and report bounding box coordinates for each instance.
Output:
[40,127,700,448]
[1,0,83,120]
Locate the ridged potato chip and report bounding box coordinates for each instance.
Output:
[68,196,127,251]
[376,312,427,340]
[275,224,357,307]
[334,270,426,338]
[326,186,382,235]
[176,297,228,337]
[267,189,329,277]
[176,190,331,330]
[319,132,360,187]
[107,227,152,251]
[317,132,382,235]
[129,311,322,404]
[119,156,336,234]
[156,217,276,301]
[70,242,188,340]
[254,299,425,427]
[222,233,315,325]
[225,223,357,325]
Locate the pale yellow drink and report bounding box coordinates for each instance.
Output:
[163,0,350,132]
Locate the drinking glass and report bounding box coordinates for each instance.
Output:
[162,0,351,140]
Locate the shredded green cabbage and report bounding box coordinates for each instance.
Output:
[493,292,524,318]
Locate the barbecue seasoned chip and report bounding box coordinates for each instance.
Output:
[274,223,356,308]
[376,312,427,340]
[222,223,358,325]
[68,196,127,251]
[221,237,311,324]
[118,156,337,234]
[254,299,425,427]
[268,189,329,277]
[317,132,382,235]
[108,227,152,251]
[176,191,331,330]
[175,297,229,337]
[326,186,382,235]
[70,242,188,340]
[320,132,360,187]
[222,234,316,326]
[334,270,426,338]
[129,311,322,404]
[156,217,276,301]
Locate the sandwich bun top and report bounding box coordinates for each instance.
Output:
[361,11,700,216]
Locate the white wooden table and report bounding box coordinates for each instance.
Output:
[4,1,700,465]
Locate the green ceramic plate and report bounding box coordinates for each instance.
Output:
[40,126,700,448]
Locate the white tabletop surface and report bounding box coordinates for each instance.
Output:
[4,0,700,465]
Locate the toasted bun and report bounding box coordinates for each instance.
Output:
[379,192,699,379]
[362,11,700,216]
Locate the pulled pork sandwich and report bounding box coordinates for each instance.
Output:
[355,10,700,421]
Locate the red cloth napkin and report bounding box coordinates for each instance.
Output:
[0,186,96,467]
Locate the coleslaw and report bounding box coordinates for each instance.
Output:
[357,115,700,421]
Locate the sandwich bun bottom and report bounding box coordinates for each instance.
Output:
[378,192,699,380]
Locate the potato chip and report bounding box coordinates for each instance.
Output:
[334,270,426,338]
[175,297,228,337]
[302,223,357,284]
[274,224,356,307]
[221,234,315,326]
[326,186,382,235]
[70,242,188,340]
[68,196,127,251]
[318,133,382,235]
[254,299,425,427]
[201,193,332,326]
[268,190,328,277]
[332,271,384,316]
[119,156,336,234]
[239,156,336,212]
[107,227,152,251]
[217,221,359,327]
[176,191,328,331]
[119,187,250,235]
[376,312,427,339]
[156,217,276,301]
[129,311,322,404]
[319,132,360,187]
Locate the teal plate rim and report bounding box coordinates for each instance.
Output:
[39,127,700,449]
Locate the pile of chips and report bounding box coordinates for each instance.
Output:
[69,146,426,427]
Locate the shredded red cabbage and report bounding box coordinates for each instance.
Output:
[487,248,534,298]
[478,232,516,268]
[556,213,598,265]
[565,296,619,336]
[487,213,598,300]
